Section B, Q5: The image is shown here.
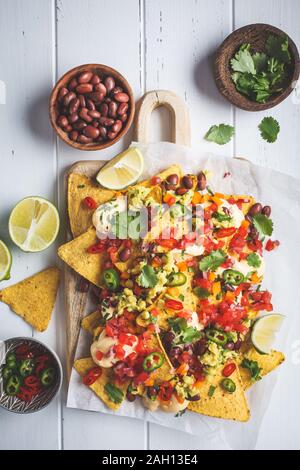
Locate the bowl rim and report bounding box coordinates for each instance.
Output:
[214,23,300,111]
[49,63,135,150]
[0,336,63,414]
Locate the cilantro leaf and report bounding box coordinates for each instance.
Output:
[258,116,280,143]
[252,214,274,237]
[230,44,256,74]
[252,52,268,73]
[266,35,291,64]
[137,265,158,288]
[205,124,235,145]
[213,211,233,223]
[193,287,210,299]
[246,252,262,268]
[241,358,262,381]
[168,318,201,344]
[199,249,227,272]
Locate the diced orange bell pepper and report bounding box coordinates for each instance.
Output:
[251,272,261,284]
[167,287,180,297]
[192,192,202,204]
[211,196,222,206]
[177,261,187,272]
[176,364,189,376]
[241,220,250,230]
[144,377,154,387]
[212,281,221,296]
[120,272,130,280]
[208,272,216,281]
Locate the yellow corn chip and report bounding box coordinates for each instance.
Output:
[238,347,285,390]
[81,310,102,335]
[74,357,128,411]
[188,365,250,422]
[0,267,60,332]
[58,227,103,286]
[68,173,115,238]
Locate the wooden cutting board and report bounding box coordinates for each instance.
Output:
[64,90,191,379]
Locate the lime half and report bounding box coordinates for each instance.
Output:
[9,197,60,252]
[251,313,285,354]
[0,240,12,281]
[96,147,144,190]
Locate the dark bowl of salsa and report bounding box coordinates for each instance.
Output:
[0,337,63,414]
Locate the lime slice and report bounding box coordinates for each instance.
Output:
[9,197,60,252]
[96,147,144,190]
[0,240,12,281]
[251,314,285,354]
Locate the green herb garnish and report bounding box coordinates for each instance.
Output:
[241,358,262,382]
[252,214,273,237]
[258,116,280,143]
[246,252,262,268]
[199,249,227,272]
[204,124,235,145]
[137,265,158,289]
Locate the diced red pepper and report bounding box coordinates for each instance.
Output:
[265,239,280,251]
[95,350,104,361]
[83,196,98,209]
[158,382,174,401]
[164,299,183,311]
[215,227,236,238]
[83,367,102,386]
[87,240,107,254]
[222,363,236,377]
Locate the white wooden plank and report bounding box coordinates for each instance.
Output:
[0,0,61,450]
[234,0,300,178]
[55,0,145,450]
[144,0,233,450]
[234,0,300,450]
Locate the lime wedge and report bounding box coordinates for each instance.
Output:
[0,240,12,281]
[251,314,285,354]
[96,147,144,190]
[9,197,60,252]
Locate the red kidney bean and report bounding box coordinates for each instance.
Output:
[63,91,76,106]
[78,94,86,108]
[88,110,101,119]
[110,86,123,96]
[92,120,99,128]
[57,115,69,128]
[69,112,79,123]
[108,131,117,140]
[114,92,129,103]
[76,83,93,94]
[94,83,107,95]
[119,247,131,262]
[262,205,271,217]
[176,187,188,195]
[73,119,87,130]
[65,124,72,132]
[197,171,206,190]
[69,97,80,114]
[91,74,101,85]
[248,203,262,217]
[100,103,108,117]
[112,119,122,133]
[89,92,105,103]
[83,125,100,139]
[69,130,78,141]
[166,174,179,186]
[68,78,78,90]
[78,134,93,144]
[104,97,112,104]
[79,107,93,123]
[99,117,114,126]
[78,71,93,84]
[182,175,194,189]
[104,76,115,93]
[86,98,96,111]
[108,101,118,118]
[120,113,127,123]
[99,126,107,139]
[58,87,68,101]
[117,102,128,115]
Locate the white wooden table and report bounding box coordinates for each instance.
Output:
[1,0,300,450]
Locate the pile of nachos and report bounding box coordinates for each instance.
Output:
[58,162,284,421]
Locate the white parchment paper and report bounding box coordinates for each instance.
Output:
[67,142,300,449]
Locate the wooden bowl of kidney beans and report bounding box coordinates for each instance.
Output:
[49,64,135,150]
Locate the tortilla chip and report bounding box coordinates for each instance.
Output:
[74,357,128,410]
[81,310,102,335]
[238,347,285,390]
[68,173,115,238]
[188,365,250,422]
[58,227,104,286]
[146,334,173,383]
[0,267,60,332]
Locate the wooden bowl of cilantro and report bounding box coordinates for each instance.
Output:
[214,23,300,111]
